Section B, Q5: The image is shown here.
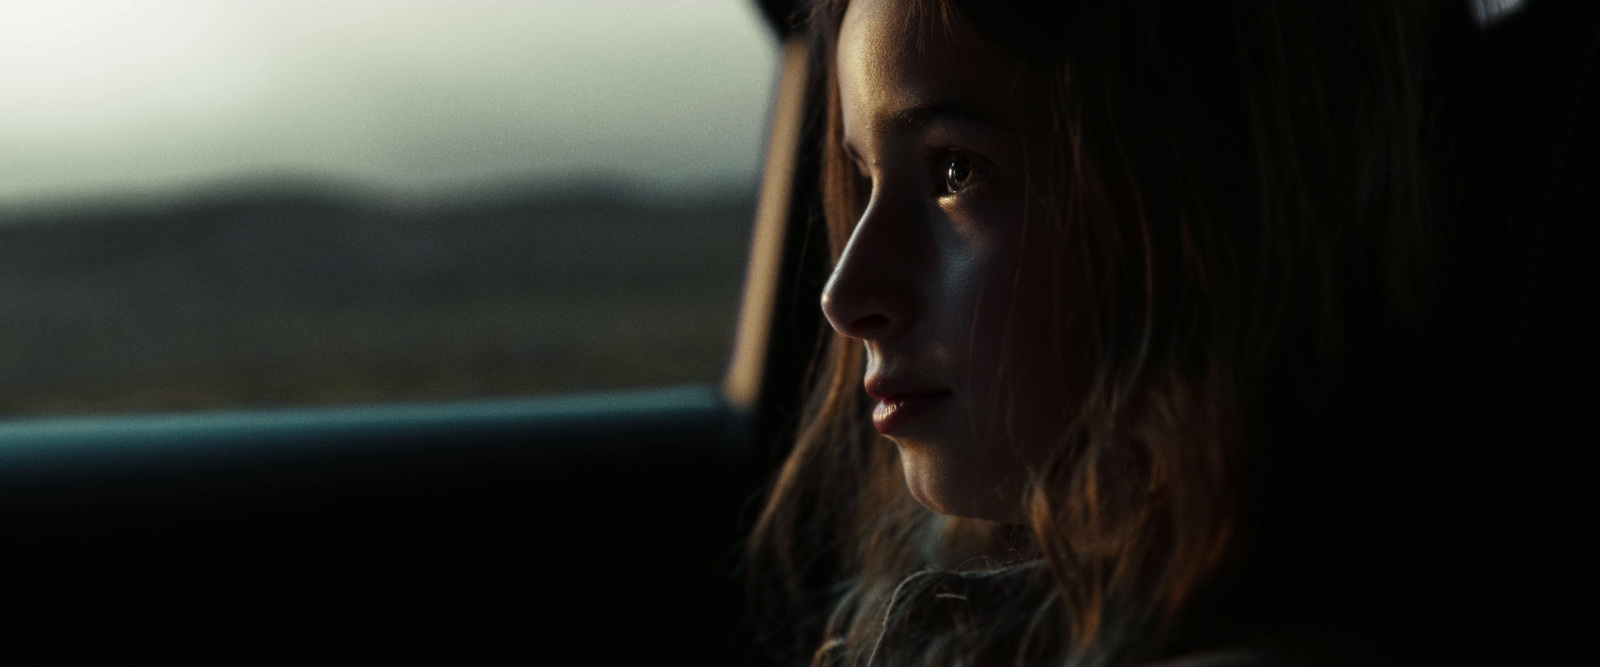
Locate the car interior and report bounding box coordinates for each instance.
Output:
[0,0,1592,663]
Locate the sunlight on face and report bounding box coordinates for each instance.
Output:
[824,0,1081,522]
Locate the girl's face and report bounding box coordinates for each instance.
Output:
[824,0,1079,522]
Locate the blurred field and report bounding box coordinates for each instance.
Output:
[0,181,754,417]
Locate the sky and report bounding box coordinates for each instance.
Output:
[0,1,781,206]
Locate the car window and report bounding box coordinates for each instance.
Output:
[0,1,779,417]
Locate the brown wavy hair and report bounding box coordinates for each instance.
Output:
[748,1,1434,665]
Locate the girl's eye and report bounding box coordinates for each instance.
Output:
[942,152,979,195]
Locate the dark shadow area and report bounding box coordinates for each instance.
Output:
[0,387,758,661]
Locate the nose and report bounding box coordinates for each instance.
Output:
[820,195,922,341]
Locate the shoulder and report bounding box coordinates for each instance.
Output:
[866,562,1056,666]
[881,565,1385,667]
[882,561,1050,624]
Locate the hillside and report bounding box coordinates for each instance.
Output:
[0,182,755,417]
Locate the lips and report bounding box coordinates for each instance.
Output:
[870,391,951,435]
[865,376,951,435]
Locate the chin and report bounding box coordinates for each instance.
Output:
[896,443,1020,522]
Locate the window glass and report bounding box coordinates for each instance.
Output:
[0,1,777,417]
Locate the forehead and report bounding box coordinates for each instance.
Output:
[836,0,1033,143]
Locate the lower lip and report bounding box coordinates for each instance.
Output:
[872,392,952,435]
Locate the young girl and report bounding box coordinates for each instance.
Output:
[749,0,1592,665]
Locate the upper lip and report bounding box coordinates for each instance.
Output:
[864,374,948,401]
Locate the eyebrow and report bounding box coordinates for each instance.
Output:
[843,101,1017,164]
[873,101,1016,136]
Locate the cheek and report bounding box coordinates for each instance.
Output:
[962,226,1081,448]
[929,200,1027,335]
[928,190,1079,431]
